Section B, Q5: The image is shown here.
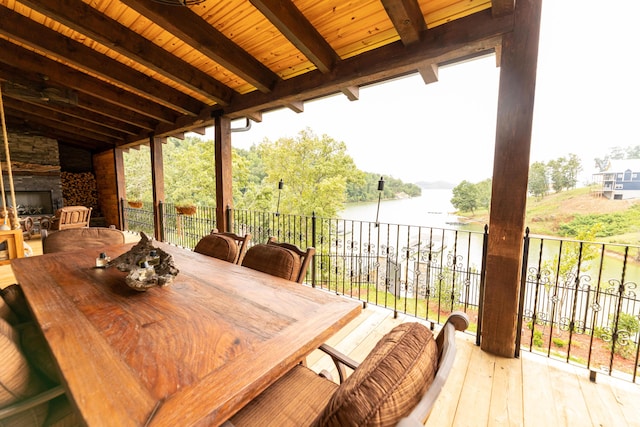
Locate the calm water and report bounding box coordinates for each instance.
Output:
[339,189,482,231]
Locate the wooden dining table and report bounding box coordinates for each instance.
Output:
[11,241,362,426]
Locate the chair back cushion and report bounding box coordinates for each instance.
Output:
[0,318,49,425]
[194,234,238,263]
[43,227,125,254]
[242,244,301,281]
[312,322,438,427]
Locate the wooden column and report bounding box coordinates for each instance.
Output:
[481,0,542,357]
[93,148,124,229]
[150,136,165,241]
[214,115,233,232]
[113,148,125,230]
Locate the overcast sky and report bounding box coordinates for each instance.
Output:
[206,1,640,185]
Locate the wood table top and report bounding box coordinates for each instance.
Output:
[11,242,361,426]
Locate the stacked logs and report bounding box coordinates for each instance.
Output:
[60,172,99,210]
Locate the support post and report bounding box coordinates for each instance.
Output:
[215,115,233,232]
[150,136,165,241]
[481,0,542,357]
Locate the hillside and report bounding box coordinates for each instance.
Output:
[467,187,640,241]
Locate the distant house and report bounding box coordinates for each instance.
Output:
[592,159,640,200]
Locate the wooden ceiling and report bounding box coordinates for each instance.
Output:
[0,0,516,152]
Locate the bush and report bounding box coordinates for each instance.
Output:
[552,337,566,348]
[533,330,544,348]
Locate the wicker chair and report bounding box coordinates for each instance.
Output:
[225,312,469,427]
[241,237,315,283]
[194,229,252,264]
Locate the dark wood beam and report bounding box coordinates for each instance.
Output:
[0,7,204,116]
[4,116,112,151]
[0,39,177,124]
[150,136,165,241]
[120,0,280,93]
[125,9,512,144]
[250,0,339,73]
[18,0,234,107]
[214,116,233,232]
[381,0,427,45]
[492,0,516,17]
[340,86,360,101]
[4,99,129,139]
[482,0,541,357]
[417,63,439,84]
[4,107,118,144]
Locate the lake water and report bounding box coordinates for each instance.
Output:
[339,188,482,230]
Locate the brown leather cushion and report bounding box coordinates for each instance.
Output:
[21,322,60,384]
[194,234,238,263]
[1,284,32,323]
[312,322,438,427]
[43,227,125,254]
[241,244,301,281]
[229,364,338,426]
[0,318,49,425]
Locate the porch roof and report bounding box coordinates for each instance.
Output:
[0,0,514,152]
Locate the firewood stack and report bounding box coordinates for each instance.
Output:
[61,172,99,211]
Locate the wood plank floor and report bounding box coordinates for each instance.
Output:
[4,234,640,426]
[309,304,640,427]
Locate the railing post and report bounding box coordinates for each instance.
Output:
[119,197,126,231]
[514,227,530,357]
[477,224,489,346]
[225,205,232,233]
[158,201,165,242]
[311,212,316,287]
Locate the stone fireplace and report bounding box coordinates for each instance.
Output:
[4,132,63,215]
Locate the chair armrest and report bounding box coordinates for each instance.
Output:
[0,385,65,419]
[318,343,360,383]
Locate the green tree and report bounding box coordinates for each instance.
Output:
[451,180,479,214]
[258,128,364,218]
[528,161,548,198]
[475,179,492,210]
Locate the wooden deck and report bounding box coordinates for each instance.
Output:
[3,233,640,426]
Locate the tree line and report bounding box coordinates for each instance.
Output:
[124,128,421,218]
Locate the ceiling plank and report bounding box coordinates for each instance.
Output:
[0,6,204,116]
[381,0,427,45]
[17,0,234,107]
[0,39,177,124]
[250,0,339,73]
[120,0,280,93]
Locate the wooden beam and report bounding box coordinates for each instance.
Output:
[492,0,516,17]
[150,136,165,241]
[215,116,233,232]
[482,0,541,357]
[4,99,129,139]
[0,7,204,116]
[114,148,126,230]
[0,39,177,124]
[250,0,339,73]
[417,63,439,84]
[381,0,427,45]
[120,0,280,93]
[285,101,304,114]
[18,0,234,107]
[341,86,360,101]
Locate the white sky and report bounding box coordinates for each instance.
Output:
[204,1,640,185]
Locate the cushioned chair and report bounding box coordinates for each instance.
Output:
[42,227,125,254]
[194,229,252,264]
[47,206,92,231]
[224,312,469,427]
[0,285,81,426]
[241,237,315,283]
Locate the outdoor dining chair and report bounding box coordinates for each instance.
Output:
[194,229,252,264]
[42,226,125,254]
[241,237,315,283]
[224,311,469,427]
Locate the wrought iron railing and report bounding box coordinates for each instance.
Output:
[122,200,640,383]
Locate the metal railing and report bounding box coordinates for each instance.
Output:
[122,200,640,383]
